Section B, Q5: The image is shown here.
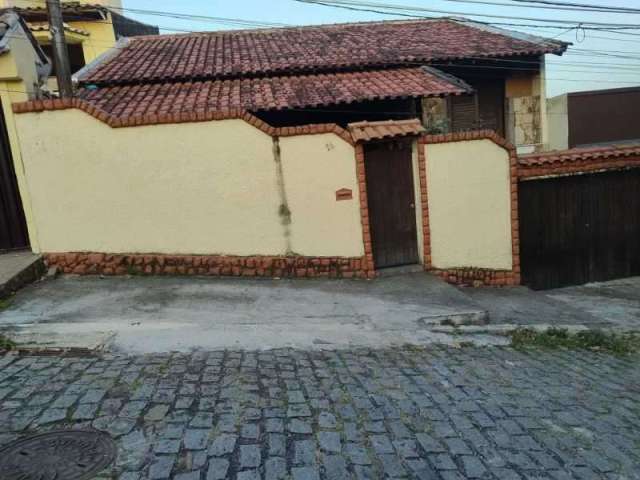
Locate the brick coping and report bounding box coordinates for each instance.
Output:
[12,98,355,145]
[519,143,640,166]
[518,145,640,179]
[44,253,375,279]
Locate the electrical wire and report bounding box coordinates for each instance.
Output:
[291,0,640,28]
[420,0,640,14]
[508,0,640,14]
[9,0,638,90]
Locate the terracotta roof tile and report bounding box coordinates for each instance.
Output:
[519,144,640,166]
[29,22,90,36]
[81,18,567,85]
[77,67,469,120]
[348,119,426,142]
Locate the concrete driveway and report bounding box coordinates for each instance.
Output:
[0,273,490,353]
[1,274,638,354]
[463,276,640,331]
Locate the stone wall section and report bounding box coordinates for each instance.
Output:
[44,253,373,279]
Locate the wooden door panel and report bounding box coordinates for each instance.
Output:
[364,140,418,269]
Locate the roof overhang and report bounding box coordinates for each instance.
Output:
[74,66,474,125]
[14,2,108,22]
[349,119,426,142]
[30,23,90,44]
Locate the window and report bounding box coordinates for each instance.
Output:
[42,43,86,75]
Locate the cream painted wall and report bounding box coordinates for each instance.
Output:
[15,109,367,258]
[546,94,569,151]
[16,111,287,255]
[279,134,364,257]
[426,139,513,270]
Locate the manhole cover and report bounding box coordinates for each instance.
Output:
[0,430,117,480]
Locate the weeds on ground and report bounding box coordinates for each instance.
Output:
[0,334,16,351]
[509,328,640,355]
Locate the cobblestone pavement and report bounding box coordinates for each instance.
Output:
[0,347,638,480]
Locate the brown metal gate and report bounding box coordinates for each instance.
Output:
[519,169,640,289]
[364,140,419,269]
[0,100,29,252]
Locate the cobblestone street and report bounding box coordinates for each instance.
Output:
[0,347,638,480]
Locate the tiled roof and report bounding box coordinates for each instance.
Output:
[80,18,567,85]
[29,22,90,36]
[76,67,470,118]
[14,2,107,19]
[519,144,640,166]
[349,119,426,142]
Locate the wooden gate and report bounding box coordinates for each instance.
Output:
[519,169,640,289]
[364,140,419,269]
[0,100,29,252]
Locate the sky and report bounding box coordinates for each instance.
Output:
[122,0,640,97]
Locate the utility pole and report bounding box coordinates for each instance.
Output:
[46,0,73,98]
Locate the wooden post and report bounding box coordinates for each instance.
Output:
[46,0,73,98]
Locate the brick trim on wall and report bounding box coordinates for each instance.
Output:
[12,98,355,145]
[416,140,432,268]
[44,253,373,279]
[354,144,376,278]
[417,130,521,286]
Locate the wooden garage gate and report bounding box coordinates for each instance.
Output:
[519,168,640,290]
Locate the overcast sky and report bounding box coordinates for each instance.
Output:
[123,0,640,97]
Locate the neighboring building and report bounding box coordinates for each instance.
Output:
[0,10,49,252]
[0,0,158,92]
[0,2,156,252]
[547,86,640,150]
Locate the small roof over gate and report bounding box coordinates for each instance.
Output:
[348,119,426,142]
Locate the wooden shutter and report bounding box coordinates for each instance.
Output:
[450,94,477,132]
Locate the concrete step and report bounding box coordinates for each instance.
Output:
[0,251,44,299]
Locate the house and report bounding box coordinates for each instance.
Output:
[11,17,639,289]
[75,18,567,152]
[547,86,640,150]
[1,0,158,92]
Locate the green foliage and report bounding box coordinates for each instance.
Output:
[0,334,16,351]
[509,328,640,355]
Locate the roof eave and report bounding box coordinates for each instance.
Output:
[73,37,130,86]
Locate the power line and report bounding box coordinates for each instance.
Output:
[434,0,640,14]
[508,0,640,14]
[286,0,640,38]
[19,0,290,29]
[292,0,640,28]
